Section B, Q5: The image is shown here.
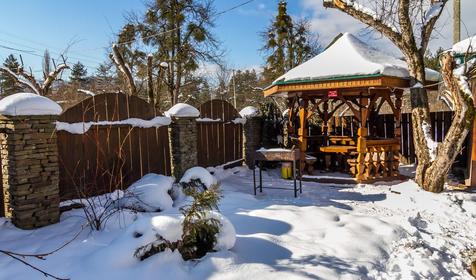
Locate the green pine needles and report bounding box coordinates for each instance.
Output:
[134,182,222,261]
[179,184,221,260]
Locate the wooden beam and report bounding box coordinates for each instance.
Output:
[298,99,308,170]
[263,76,410,97]
[298,99,308,151]
[356,127,368,181]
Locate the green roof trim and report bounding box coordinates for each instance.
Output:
[270,73,388,87]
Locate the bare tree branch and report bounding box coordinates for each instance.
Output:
[110,44,137,96]
[42,64,70,95]
[420,0,448,52]
[332,0,404,50]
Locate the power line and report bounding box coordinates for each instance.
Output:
[78,0,257,50]
[0,28,104,62]
[0,50,98,73]
[0,37,102,65]
[0,44,35,54]
[0,0,257,71]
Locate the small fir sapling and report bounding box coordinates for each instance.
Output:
[134,183,222,261]
[179,184,221,260]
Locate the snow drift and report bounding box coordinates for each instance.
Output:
[117,174,175,212]
[0,92,62,116]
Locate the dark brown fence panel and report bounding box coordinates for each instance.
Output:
[58,93,170,201]
[197,100,243,168]
[388,111,468,165]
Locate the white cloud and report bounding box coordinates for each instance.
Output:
[300,0,476,55]
[429,0,476,52]
[300,0,399,55]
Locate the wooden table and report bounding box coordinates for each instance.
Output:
[319,145,356,154]
[253,149,302,197]
[319,145,357,171]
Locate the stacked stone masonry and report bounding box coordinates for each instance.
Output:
[0,115,60,229]
[169,117,198,179]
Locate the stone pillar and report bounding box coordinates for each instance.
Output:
[0,115,60,229]
[243,116,262,169]
[168,117,197,179]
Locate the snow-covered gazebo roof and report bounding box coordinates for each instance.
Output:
[264,33,439,97]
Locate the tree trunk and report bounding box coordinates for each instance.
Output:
[407,53,433,187]
[420,53,475,192]
[147,55,154,104]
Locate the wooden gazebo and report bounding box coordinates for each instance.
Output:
[263,33,439,182]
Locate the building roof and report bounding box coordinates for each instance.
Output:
[453,35,476,54]
[264,33,439,97]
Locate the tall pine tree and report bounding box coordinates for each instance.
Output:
[0,54,23,95]
[70,61,88,83]
[119,0,221,105]
[261,1,320,83]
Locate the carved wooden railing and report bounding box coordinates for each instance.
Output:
[348,138,400,182]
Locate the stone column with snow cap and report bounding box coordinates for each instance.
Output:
[240,106,262,169]
[166,103,199,179]
[0,93,62,229]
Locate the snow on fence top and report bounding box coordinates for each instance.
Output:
[452,36,476,54]
[273,33,440,85]
[164,103,200,118]
[0,92,62,116]
[56,116,171,134]
[239,106,260,119]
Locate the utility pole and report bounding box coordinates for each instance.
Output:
[453,0,461,44]
[232,69,237,108]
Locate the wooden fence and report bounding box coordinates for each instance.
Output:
[57,92,170,200]
[328,111,468,165]
[197,100,243,167]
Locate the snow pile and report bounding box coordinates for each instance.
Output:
[273,33,440,84]
[207,211,236,251]
[117,174,175,212]
[86,215,184,269]
[180,167,218,189]
[56,116,171,134]
[453,36,476,54]
[231,117,246,124]
[0,92,62,116]
[165,103,200,118]
[2,166,476,279]
[239,106,260,119]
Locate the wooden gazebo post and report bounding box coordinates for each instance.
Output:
[394,90,403,175]
[298,98,308,169]
[356,97,369,181]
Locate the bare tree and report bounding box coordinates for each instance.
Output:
[110,44,137,96]
[325,0,476,192]
[0,55,69,96]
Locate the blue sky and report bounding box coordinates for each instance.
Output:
[0,0,474,77]
[0,0,292,75]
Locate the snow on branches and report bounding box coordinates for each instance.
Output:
[328,0,448,52]
[110,44,137,96]
[0,61,69,96]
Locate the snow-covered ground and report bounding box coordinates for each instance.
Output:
[1,165,476,279]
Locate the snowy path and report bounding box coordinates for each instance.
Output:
[1,166,475,279]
